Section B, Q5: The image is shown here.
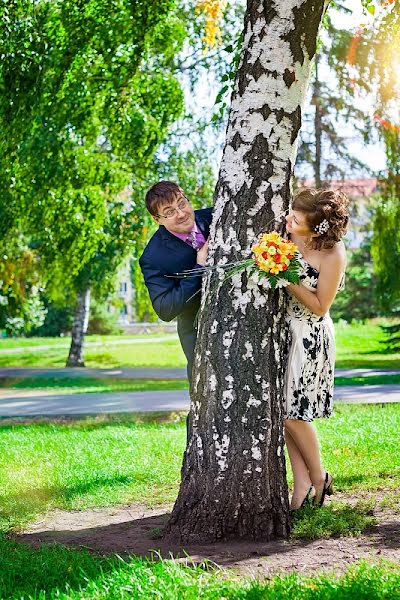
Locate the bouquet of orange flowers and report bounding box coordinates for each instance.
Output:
[248,231,301,290]
[172,231,301,291]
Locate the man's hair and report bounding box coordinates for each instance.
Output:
[145,181,184,216]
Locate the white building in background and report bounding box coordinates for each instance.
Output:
[110,257,135,324]
[111,257,177,333]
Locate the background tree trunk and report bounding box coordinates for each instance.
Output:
[166,0,327,544]
[313,54,323,187]
[66,287,91,367]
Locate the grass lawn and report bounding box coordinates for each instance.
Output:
[0,404,399,537]
[0,320,399,370]
[0,374,398,394]
[335,321,400,369]
[0,333,173,349]
[0,376,188,394]
[335,374,400,386]
[0,405,399,598]
[0,539,399,600]
[0,337,187,368]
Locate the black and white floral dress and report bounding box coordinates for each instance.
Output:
[284,257,342,422]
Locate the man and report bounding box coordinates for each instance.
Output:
[139,181,212,380]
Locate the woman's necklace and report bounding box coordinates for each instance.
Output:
[294,237,311,257]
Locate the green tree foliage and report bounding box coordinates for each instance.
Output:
[29,297,74,338]
[86,298,123,335]
[354,4,400,346]
[0,0,184,275]
[372,139,400,312]
[352,3,400,309]
[0,0,192,347]
[330,235,379,322]
[0,238,46,335]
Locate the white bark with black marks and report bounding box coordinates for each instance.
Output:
[166,0,328,543]
[66,287,90,367]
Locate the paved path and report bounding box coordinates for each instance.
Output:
[0,366,399,417]
[0,390,190,416]
[0,367,399,380]
[0,385,399,417]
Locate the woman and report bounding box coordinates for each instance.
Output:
[284,188,349,510]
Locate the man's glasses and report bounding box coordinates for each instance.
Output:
[156,198,190,219]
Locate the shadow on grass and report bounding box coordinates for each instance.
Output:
[335,356,400,370]
[0,535,120,599]
[0,475,132,531]
[337,472,398,488]
[0,412,187,430]
[2,503,397,600]
[368,521,400,549]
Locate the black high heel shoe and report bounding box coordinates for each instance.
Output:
[290,485,315,514]
[318,472,333,507]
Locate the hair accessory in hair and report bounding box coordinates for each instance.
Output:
[315,219,330,235]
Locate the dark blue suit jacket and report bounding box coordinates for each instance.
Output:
[139,207,213,376]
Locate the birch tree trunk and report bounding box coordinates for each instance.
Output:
[166,0,327,543]
[66,287,91,367]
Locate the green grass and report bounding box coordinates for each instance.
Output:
[0,333,173,349]
[335,374,400,386]
[0,338,187,368]
[0,404,399,538]
[0,374,397,394]
[0,538,399,600]
[0,376,188,394]
[290,499,377,539]
[0,405,399,598]
[335,321,400,369]
[0,320,399,369]
[0,415,186,532]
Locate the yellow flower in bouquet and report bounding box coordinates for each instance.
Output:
[250,233,299,288]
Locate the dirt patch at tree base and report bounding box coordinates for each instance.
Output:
[14,500,400,577]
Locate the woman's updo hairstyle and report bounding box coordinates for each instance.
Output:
[292,188,349,250]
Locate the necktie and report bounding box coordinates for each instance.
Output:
[186,230,202,250]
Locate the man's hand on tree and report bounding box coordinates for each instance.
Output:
[196,240,209,266]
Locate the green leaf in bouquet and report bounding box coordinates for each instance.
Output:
[269,276,278,291]
[285,270,300,284]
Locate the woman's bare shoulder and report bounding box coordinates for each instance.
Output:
[321,241,346,268]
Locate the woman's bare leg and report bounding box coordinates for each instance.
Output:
[285,419,326,501]
[284,425,313,509]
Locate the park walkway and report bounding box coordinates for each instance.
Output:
[0,367,399,416]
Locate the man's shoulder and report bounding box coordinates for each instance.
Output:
[195,206,213,217]
[139,228,164,265]
[195,206,213,224]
